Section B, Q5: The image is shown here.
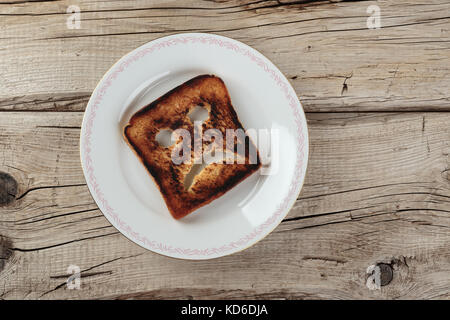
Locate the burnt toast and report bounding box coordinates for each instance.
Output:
[124,75,261,219]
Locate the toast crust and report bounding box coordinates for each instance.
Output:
[124,75,261,219]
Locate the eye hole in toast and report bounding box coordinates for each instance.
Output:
[188,105,209,123]
[155,129,174,148]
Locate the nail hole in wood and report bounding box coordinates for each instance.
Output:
[0,172,18,206]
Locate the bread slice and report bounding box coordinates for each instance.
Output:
[124,75,261,219]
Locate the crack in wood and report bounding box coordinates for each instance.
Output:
[0,93,90,112]
[49,253,143,280]
[0,0,371,17]
[278,218,352,232]
[82,225,113,232]
[54,213,104,228]
[302,255,347,264]
[0,0,57,5]
[340,72,353,96]
[0,1,268,16]
[281,206,450,232]
[16,183,86,200]
[264,17,450,41]
[39,282,66,299]
[32,13,376,41]
[229,0,372,13]
[11,231,119,252]
[40,253,144,298]
[282,205,376,223]
[109,288,322,300]
[297,181,430,201]
[35,126,82,130]
[15,208,99,225]
[366,191,450,201]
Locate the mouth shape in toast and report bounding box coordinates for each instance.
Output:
[124,75,261,219]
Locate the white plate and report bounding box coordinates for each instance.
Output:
[80,33,309,260]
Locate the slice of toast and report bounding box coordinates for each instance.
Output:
[124,75,261,219]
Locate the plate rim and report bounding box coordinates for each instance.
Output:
[80,32,309,260]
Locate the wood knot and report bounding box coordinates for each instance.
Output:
[0,236,13,272]
[366,262,393,289]
[0,172,18,206]
[377,263,393,286]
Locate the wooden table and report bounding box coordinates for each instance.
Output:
[0,0,449,300]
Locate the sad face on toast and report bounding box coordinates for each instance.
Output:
[124,75,261,219]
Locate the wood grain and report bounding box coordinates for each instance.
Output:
[0,0,450,112]
[1,0,449,300]
[0,111,448,299]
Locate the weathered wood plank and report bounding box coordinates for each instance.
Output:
[0,111,449,299]
[0,0,449,112]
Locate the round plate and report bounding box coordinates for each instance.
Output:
[80,33,309,260]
